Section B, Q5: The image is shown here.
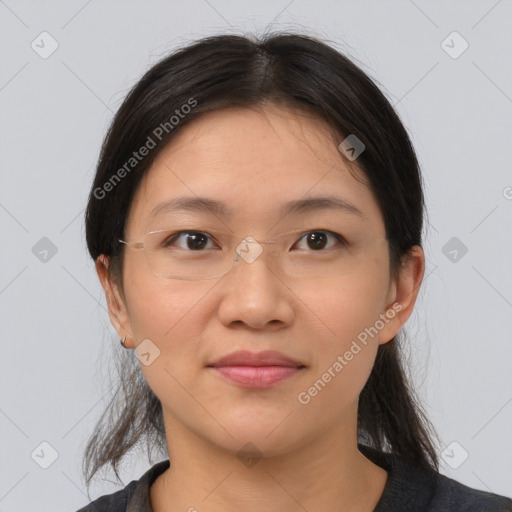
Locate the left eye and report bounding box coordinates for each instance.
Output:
[294,231,346,251]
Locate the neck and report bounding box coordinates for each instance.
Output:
[150,408,387,512]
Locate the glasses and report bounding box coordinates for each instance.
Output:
[118,227,387,280]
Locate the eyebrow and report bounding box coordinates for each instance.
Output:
[149,194,364,219]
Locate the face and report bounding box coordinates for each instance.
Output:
[99,104,422,459]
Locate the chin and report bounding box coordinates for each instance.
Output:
[207,412,305,457]
[217,431,301,461]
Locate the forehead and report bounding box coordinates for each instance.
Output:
[125,105,385,236]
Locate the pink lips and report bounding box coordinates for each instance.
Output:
[206,350,305,388]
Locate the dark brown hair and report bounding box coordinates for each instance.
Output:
[83,31,439,491]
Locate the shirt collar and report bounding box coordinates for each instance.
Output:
[123,445,436,511]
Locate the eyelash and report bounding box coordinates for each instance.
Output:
[162,230,348,251]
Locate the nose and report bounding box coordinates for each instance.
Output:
[216,240,295,330]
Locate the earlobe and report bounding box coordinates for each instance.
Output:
[95,255,133,344]
[377,245,425,345]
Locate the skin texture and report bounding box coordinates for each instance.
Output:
[96,104,424,512]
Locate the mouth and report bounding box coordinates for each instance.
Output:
[206,350,306,388]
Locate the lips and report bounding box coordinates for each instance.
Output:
[206,350,306,388]
[207,350,305,369]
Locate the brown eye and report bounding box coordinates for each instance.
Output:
[185,232,209,250]
[164,231,214,251]
[306,232,328,250]
[294,230,346,251]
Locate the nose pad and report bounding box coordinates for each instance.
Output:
[235,237,264,265]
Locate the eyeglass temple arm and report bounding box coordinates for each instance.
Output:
[118,239,144,249]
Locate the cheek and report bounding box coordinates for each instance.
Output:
[122,264,215,383]
[296,269,390,403]
[300,266,390,346]
[123,251,211,340]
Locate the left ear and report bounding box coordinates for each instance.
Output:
[377,245,425,345]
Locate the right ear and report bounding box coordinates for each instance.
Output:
[95,254,134,348]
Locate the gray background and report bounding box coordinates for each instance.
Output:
[1,1,511,510]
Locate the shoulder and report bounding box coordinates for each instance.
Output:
[75,460,170,512]
[75,485,131,512]
[430,472,512,512]
[359,444,512,512]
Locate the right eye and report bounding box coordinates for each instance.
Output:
[162,231,218,251]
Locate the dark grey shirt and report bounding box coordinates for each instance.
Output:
[76,445,512,511]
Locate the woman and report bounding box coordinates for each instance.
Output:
[77,32,512,511]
